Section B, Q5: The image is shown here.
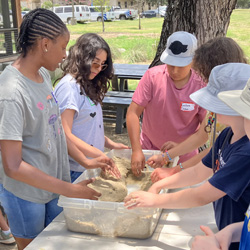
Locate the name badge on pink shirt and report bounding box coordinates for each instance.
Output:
[180,102,195,111]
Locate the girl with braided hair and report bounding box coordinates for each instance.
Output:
[0,8,103,250]
[54,33,128,183]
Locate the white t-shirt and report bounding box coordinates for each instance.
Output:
[54,74,105,172]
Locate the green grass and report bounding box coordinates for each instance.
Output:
[67,18,163,64]
[67,18,164,34]
[67,10,250,63]
[227,9,250,60]
[66,10,250,90]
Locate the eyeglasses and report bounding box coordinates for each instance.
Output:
[92,62,108,71]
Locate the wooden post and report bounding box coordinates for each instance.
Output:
[71,1,77,25]
[15,0,22,28]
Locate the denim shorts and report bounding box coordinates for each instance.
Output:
[0,184,62,239]
[70,170,82,183]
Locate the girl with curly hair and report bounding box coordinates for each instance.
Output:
[54,33,128,182]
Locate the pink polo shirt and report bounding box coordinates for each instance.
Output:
[132,64,207,162]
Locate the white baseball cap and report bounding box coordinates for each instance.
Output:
[160,31,197,67]
[190,63,250,116]
[218,78,250,119]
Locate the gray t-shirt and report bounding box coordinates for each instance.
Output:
[54,74,105,172]
[0,65,70,204]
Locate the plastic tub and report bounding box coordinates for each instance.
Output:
[58,149,178,239]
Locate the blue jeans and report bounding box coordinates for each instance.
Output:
[70,170,82,183]
[0,184,62,239]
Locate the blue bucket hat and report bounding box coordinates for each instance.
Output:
[190,63,250,116]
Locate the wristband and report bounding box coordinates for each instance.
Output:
[179,162,184,171]
[161,153,167,164]
[165,150,172,161]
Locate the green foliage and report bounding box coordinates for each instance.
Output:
[67,17,163,34]
[22,7,30,11]
[145,0,168,8]
[93,0,110,7]
[41,1,53,9]
[66,10,250,65]
[125,43,148,63]
[109,45,122,61]
[227,9,250,61]
[236,0,250,8]
[99,34,159,63]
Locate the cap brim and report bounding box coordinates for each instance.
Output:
[160,51,192,67]
[218,90,250,119]
[190,88,240,116]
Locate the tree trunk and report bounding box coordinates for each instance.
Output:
[138,0,142,30]
[150,0,237,67]
[101,7,105,32]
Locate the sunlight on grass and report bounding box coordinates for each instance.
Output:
[227,9,250,61]
[66,10,250,64]
[67,18,163,64]
[64,10,250,91]
[63,11,250,135]
[67,18,164,34]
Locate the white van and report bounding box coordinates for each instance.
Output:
[88,6,115,22]
[53,5,90,24]
[154,6,167,17]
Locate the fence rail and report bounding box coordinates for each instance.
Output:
[0,27,18,58]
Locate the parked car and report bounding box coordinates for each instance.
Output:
[111,6,138,20]
[88,6,115,22]
[53,5,90,24]
[21,11,29,18]
[154,5,167,17]
[140,10,157,18]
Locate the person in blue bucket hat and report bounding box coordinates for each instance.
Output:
[124,63,250,250]
[192,74,250,250]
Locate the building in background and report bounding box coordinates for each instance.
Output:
[20,0,157,11]
[21,0,92,9]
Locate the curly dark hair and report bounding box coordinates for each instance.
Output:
[60,33,113,104]
[193,37,248,82]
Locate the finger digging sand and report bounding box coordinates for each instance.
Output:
[88,156,153,202]
[63,155,162,239]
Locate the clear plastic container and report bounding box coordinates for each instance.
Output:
[58,149,178,239]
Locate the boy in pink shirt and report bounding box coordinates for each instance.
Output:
[126,31,206,176]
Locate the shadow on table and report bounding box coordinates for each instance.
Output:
[39,227,182,250]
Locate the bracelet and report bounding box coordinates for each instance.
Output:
[179,162,184,171]
[165,150,172,161]
[161,153,167,164]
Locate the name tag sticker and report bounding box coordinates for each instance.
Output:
[180,102,195,111]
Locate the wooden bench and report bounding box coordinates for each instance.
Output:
[105,91,133,98]
[112,63,149,91]
[103,91,133,134]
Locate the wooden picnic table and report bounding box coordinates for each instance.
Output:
[105,91,134,98]
[24,190,217,250]
[103,91,133,134]
[112,63,149,91]
[104,63,148,134]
